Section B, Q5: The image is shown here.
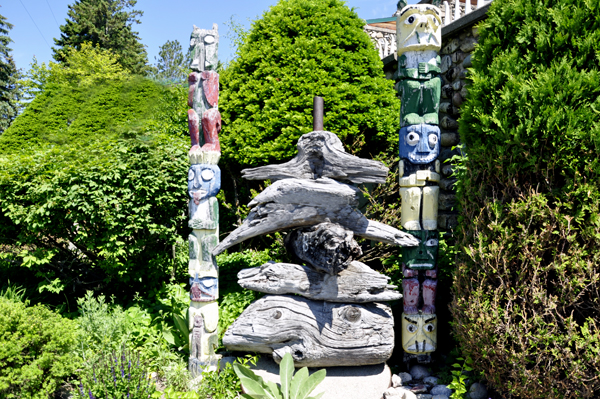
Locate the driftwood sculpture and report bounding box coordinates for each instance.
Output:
[242,131,388,184]
[237,261,402,302]
[212,178,419,254]
[222,295,395,367]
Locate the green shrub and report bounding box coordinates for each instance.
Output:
[452,0,600,397]
[0,297,80,398]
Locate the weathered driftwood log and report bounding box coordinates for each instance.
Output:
[212,179,419,254]
[223,295,394,367]
[285,223,361,275]
[237,261,402,302]
[241,131,389,184]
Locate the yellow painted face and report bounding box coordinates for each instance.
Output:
[401,313,437,354]
[396,5,442,55]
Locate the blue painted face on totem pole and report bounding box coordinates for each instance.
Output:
[188,164,221,202]
[399,124,440,164]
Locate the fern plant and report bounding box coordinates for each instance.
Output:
[233,353,326,399]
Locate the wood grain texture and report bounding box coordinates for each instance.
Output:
[212,178,419,254]
[237,261,402,302]
[241,131,389,184]
[223,295,394,367]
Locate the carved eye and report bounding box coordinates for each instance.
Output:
[406,132,420,146]
[425,239,438,247]
[204,35,215,44]
[425,323,435,332]
[188,169,195,181]
[201,169,214,181]
[428,134,438,147]
[406,16,415,24]
[407,324,417,333]
[272,310,282,319]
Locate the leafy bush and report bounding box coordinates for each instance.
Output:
[195,355,257,399]
[452,0,600,397]
[0,297,80,398]
[0,77,189,299]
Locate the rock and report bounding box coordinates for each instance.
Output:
[384,387,403,398]
[397,372,413,386]
[432,396,450,399]
[441,55,452,73]
[409,364,431,379]
[468,382,488,399]
[441,164,454,177]
[423,376,439,386]
[416,395,433,399]
[452,51,466,64]
[438,193,456,211]
[460,85,469,99]
[441,84,453,99]
[452,92,463,107]
[441,38,460,54]
[431,385,453,396]
[397,388,418,399]
[452,80,462,91]
[460,37,477,53]
[410,385,428,394]
[250,356,392,399]
[472,26,480,38]
[392,374,402,387]
[439,178,456,191]
[439,102,453,115]
[440,132,459,147]
[440,116,458,130]
[462,54,472,68]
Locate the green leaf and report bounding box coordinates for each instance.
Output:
[266,381,284,399]
[296,369,326,399]
[279,353,294,399]
[289,367,309,399]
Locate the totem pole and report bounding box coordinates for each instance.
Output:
[186,24,222,377]
[395,1,443,364]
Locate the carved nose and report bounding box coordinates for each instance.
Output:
[417,136,430,152]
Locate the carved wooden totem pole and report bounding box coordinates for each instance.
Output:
[214,97,420,367]
[187,24,222,377]
[395,1,443,364]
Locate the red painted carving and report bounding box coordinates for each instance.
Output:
[425,267,438,279]
[403,278,419,314]
[201,71,219,108]
[188,109,200,151]
[201,108,221,152]
[422,279,437,314]
[402,263,418,278]
[188,72,199,108]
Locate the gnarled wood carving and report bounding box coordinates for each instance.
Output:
[212,178,419,255]
[223,295,394,367]
[237,261,402,302]
[241,131,389,184]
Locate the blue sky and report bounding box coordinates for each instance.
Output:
[2,0,418,72]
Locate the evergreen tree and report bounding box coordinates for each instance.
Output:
[150,39,189,83]
[452,0,600,397]
[53,0,148,75]
[0,13,19,134]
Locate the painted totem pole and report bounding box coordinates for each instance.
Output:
[395,1,442,364]
[186,24,222,376]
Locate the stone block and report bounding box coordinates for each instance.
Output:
[472,26,480,38]
[441,84,453,99]
[452,92,463,107]
[460,37,478,53]
[394,372,413,386]
[468,382,488,399]
[440,55,452,73]
[441,38,460,54]
[409,364,431,379]
[452,80,462,91]
[416,395,433,399]
[440,132,459,147]
[439,178,457,191]
[460,85,469,99]
[440,116,458,130]
[424,376,439,386]
[438,193,456,211]
[451,51,466,64]
[462,54,472,68]
[439,146,462,163]
[441,163,454,176]
[431,385,452,396]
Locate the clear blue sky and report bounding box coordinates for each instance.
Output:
[2,0,418,72]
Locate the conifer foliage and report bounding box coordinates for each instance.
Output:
[53,0,148,75]
[0,13,19,134]
[452,0,600,397]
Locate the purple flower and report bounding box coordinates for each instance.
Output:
[88,389,94,399]
[79,382,84,396]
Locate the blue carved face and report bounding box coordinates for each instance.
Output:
[188,164,221,202]
[399,124,440,164]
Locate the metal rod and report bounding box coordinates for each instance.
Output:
[313,96,324,131]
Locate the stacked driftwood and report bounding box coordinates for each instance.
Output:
[214,98,419,367]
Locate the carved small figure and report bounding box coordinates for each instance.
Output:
[188,164,221,228]
[189,24,219,72]
[397,77,441,126]
[401,313,437,354]
[401,230,439,270]
[402,278,420,314]
[190,274,218,302]
[396,4,442,56]
[285,222,362,275]
[399,124,441,165]
[190,314,204,360]
[422,279,437,314]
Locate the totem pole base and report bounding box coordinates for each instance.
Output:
[189,354,221,379]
